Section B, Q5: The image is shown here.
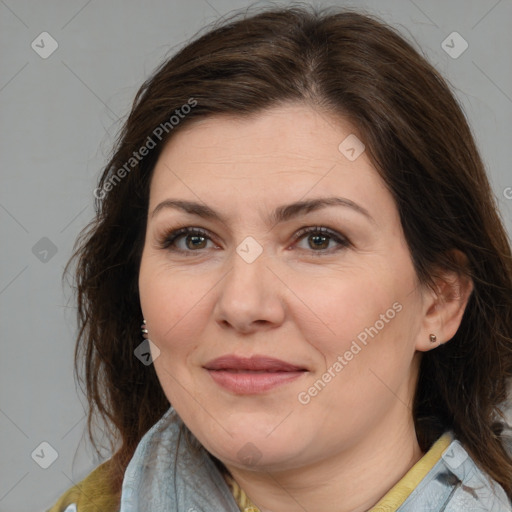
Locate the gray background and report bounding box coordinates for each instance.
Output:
[1,0,511,511]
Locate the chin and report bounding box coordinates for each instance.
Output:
[193,419,311,471]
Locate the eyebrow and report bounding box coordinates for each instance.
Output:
[151,197,375,226]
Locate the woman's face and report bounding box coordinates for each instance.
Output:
[138,103,430,471]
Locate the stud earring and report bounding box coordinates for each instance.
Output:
[429,333,437,343]
[141,319,149,339]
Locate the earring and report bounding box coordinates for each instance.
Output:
[429,334,437,343]
[141,319,149,339]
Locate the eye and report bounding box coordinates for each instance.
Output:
[159,227,217,254]
[158,225,350,256]
[292,226,350,255]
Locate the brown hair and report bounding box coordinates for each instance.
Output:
[66,4,512,500]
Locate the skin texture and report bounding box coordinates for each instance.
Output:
[138,103,472,512]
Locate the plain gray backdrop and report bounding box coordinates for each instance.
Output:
[1,0,511,511]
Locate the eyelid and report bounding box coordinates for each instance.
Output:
[158,226,215,250]
[157,224,351,256]
[291,226,351,255]
[291,226,349,244]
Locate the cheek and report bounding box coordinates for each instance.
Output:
[138,261,210,409]
[291,270,400,356]
[139,253,200,350]
[295,264,420,394]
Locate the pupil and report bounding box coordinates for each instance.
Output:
[187,235,206,249]
[310,234,328,249]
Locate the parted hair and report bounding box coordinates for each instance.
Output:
[66,4,512,500]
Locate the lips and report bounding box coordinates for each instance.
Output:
[204,355,307,394]
[204,355,305,372]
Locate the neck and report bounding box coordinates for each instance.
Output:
[224,407,424,512]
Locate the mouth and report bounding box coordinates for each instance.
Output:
[203,355,308,394]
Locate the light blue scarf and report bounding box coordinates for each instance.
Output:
[119,407,240,512]
[118,406,512,511]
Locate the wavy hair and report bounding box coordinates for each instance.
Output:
[65,4,512,500]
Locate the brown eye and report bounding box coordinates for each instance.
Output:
[307,233,330,250]
[293,226,350,255]
[183,233,208,250]
[160,227,215,254]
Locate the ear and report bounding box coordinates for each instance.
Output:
[416,250,474,352]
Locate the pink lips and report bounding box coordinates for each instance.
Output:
[204,355,307,394]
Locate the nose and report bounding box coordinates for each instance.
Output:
[213,244,286,334]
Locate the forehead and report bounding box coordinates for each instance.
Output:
[148,103,392,216]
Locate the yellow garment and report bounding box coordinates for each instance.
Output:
[369,432,452,511]
[225,432,453,512]
[224,471,260,512]
[46,460,119,512]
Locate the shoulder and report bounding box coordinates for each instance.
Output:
[425,437,511,511]
[46,459,120,512]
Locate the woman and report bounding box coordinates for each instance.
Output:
[48,5,512,512]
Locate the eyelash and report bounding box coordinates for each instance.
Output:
[158,225,350,257]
